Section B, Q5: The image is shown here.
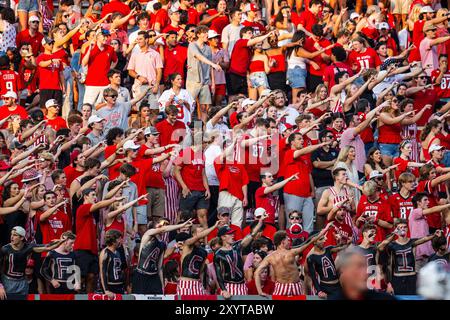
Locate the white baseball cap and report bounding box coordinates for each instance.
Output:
[208,30,220,39]
[350,12,360,20]
[254,207,266,219]
[2,91,17,100]
[242,98,256,108]
[45,99,59,108]
[429,144,444,153]
[12,226,26,237]
[420,6,435,13]
[88,114,105,125]
[123,140,141,150]
[377,22,390,30]
[369,170,384,180]
[28,16,40,23]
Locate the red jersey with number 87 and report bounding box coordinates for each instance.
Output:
[431,69,450,99]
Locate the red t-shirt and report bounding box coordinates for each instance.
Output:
[19,61,38,93]
[16,29,44,56]
[37,209,71,249]
[153,8,169,30]
[392,157,419,181]
[214,160,249,201]
[84,44,117,86]
[304,37,332,77]
[347,48,381,73]
[242,20,266,35]
[255,186,277,225]
[431,69,450,99]
[73,204,98,254]
[105,145,122,180]
[238,135,270,182]
[155,119,186,146]
[138,144,165,189]
[298,9,317,32]
[45,116,67,131]
[163,45,188,82]
[324,219,353,247]
[242,223,277,241]
[282,149,311,197]
[162,24,181,34]
[101,0,130,31]
[229,39,251,77]
[175,148,206,192]
[356,195,392,241]
[36,53,63,90]
[411,89,438,126]
[323,62,353,90]
[361,27,379,40]
[64,166,84,188]
[209,10,229,36]
[130,158,154,205]
[0,70,19,97]
[0,105,29,129]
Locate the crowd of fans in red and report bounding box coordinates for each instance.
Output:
[0,0,449,300]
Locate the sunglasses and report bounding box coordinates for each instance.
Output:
[30,21,39,24]
[63,14,70,18]
[106,95,118,98]
[417,76,427,79]
[290,216,301,220]
[326,135,334,139]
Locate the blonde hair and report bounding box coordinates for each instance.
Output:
[312,84,328,103]
[410,4,423,24]
[336,146,355,164]
[362,180,378,196]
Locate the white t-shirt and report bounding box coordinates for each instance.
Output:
[158,88,195,125]
[278,106,299,126]
[204,144,222,186]
[221,24,243,56]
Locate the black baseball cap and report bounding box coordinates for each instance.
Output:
[175,232,191,242]
[217,226,235,237]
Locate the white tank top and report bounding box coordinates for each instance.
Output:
[288,50,307,69]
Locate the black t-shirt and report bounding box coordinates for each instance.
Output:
[428,252,449,265]
[311,147,338,188]
[328,288,396,300]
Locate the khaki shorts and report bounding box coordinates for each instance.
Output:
[186,81,212,105]
[391,0,411,14]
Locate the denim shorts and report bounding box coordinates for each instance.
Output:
[248,72,269,89]
[17,0,39,12]
[287,66,307,89]
[180,190,210,215]
[379,143,399,158]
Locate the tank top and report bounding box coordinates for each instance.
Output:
[422,136,439,161]
[329,186,359,243]
[378,122,402,144]
[181,246,208,279]
[137,237,166,275]
[105,217,125,235]
[268,54,286,73]
[287,51,306,69]
[249,59,265,73]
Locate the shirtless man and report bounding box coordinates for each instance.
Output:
[176,221,220,295]
[254,224,332,297]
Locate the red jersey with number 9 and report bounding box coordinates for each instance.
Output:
[0,70,20,96]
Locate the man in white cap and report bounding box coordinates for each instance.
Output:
[0,91,28,129]
[16,16,44,57]
[0,55,20,109]
[86,115,106,146]
[37,36,63,109]
[242,3,265,35]
[44,99,67,131]
[208,29,230,106]
[122,140,173,235]
[0,226,67,299]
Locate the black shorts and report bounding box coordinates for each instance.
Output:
[180,190,210,215]
[106,284,125,294]
[391,275,417,295]
[321,282,341,295]
[39,89,63,110]
[51,283,77,294]
[268,72,287,92]
[131,270,162,294]
[75,250,99,277]
[246,181,261,210]
[227,72,248,96]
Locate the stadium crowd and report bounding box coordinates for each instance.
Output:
[0,0,450,300]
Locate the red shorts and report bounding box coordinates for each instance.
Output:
[213,84,226,96]
[219,282,248,295]
[273,281,304,296]
[176,278,206,295]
